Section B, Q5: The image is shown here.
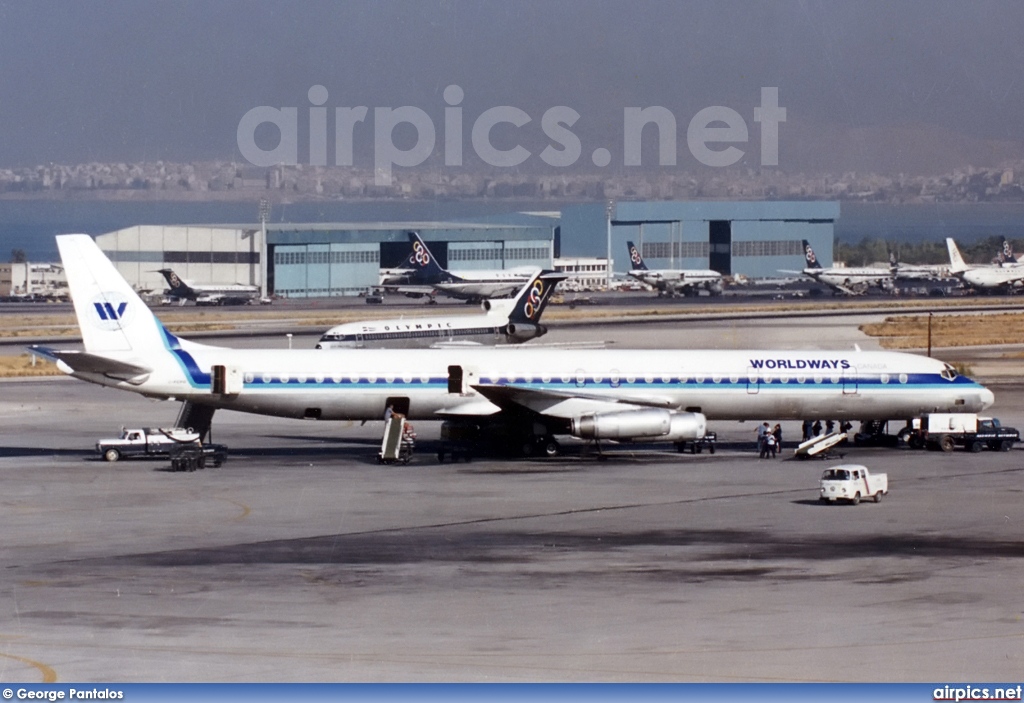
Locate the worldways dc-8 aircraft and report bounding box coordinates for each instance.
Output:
[36,234,993,457]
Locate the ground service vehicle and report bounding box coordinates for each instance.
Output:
[820,464,888,504]
[97,427,227,466]
[902,413,1019,452]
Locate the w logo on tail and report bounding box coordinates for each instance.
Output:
[89,293,134,331]
[94,302,128,321]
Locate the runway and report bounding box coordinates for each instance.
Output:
[1,372,1023,682]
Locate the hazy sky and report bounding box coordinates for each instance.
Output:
[1,0,1023,173]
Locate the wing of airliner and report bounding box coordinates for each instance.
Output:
[28,346,151,383]
[432,280,524,300]
[473,383,676,416]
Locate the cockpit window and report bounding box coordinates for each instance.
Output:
[940,364,959,381]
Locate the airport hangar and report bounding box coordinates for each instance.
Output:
[95,201,838,297]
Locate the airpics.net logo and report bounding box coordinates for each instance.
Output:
[237,85,786,186]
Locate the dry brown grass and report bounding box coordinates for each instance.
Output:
[0,353,61,377]
[860,312,1024,349]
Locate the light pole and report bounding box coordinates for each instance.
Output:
[258,198,270,298]
[605,199,614,291]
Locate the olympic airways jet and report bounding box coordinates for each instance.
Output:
[382,232,540,303]
[625,241,724,297]
[317,270,567,348]
[157,269,262,306]
[33,234,993,457]
[784,240,895,296]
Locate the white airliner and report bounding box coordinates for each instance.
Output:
[34,235,994,457]
[784,240,894,296]
[382,232,539,302]
[157,269,263,306]
[888,251,951,281]
[625,241,724,297]
[946,238,1024,292]
[317,270,567,349]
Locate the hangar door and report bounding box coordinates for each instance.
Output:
[709,220,731,275]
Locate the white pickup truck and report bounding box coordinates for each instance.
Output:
[819,464,888,505]
[97,427,206,462]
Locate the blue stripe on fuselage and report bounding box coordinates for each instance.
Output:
[159,324,210,386]
[151,325,985,395]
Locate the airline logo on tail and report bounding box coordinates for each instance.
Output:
[90,293,133,330]
[509,270,565,323]
[626,241,648,270]
[402,232,453,283]
[410,240,431,267]
[802,240,821,269]
[158,269,195,296]
[1001,237,1016,263]
[523,279,545,319]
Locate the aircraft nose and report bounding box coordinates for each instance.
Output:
[979,387,995,409]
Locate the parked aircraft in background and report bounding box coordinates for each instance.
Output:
[157,268,263,306]
[317,270,566,349]
[625,241,723,297]
[381,232,538,303]
[784,240,894,296]
[888,251,952,281]
[34,234,994,458]
[946,238,1024,292]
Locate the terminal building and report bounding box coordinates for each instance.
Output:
[95,201,838,297]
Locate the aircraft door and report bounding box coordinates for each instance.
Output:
[843,366,858,395]
[746,366,760,394]
[447,365,463,394]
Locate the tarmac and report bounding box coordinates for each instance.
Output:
[0,316,1023,682]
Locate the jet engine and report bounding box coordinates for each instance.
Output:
[505,322,547,342]
[570,408,706,442]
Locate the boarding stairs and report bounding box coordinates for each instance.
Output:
[795,431,848,459]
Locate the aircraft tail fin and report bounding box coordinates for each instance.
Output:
[59,234,180,356]
[404,231,456,283]
[802,240,822,269]
[157,268,197,299]
[507,270,568,324]
[1000,236,1017,264]
[626,241,648,270]
[946,238,969,273]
